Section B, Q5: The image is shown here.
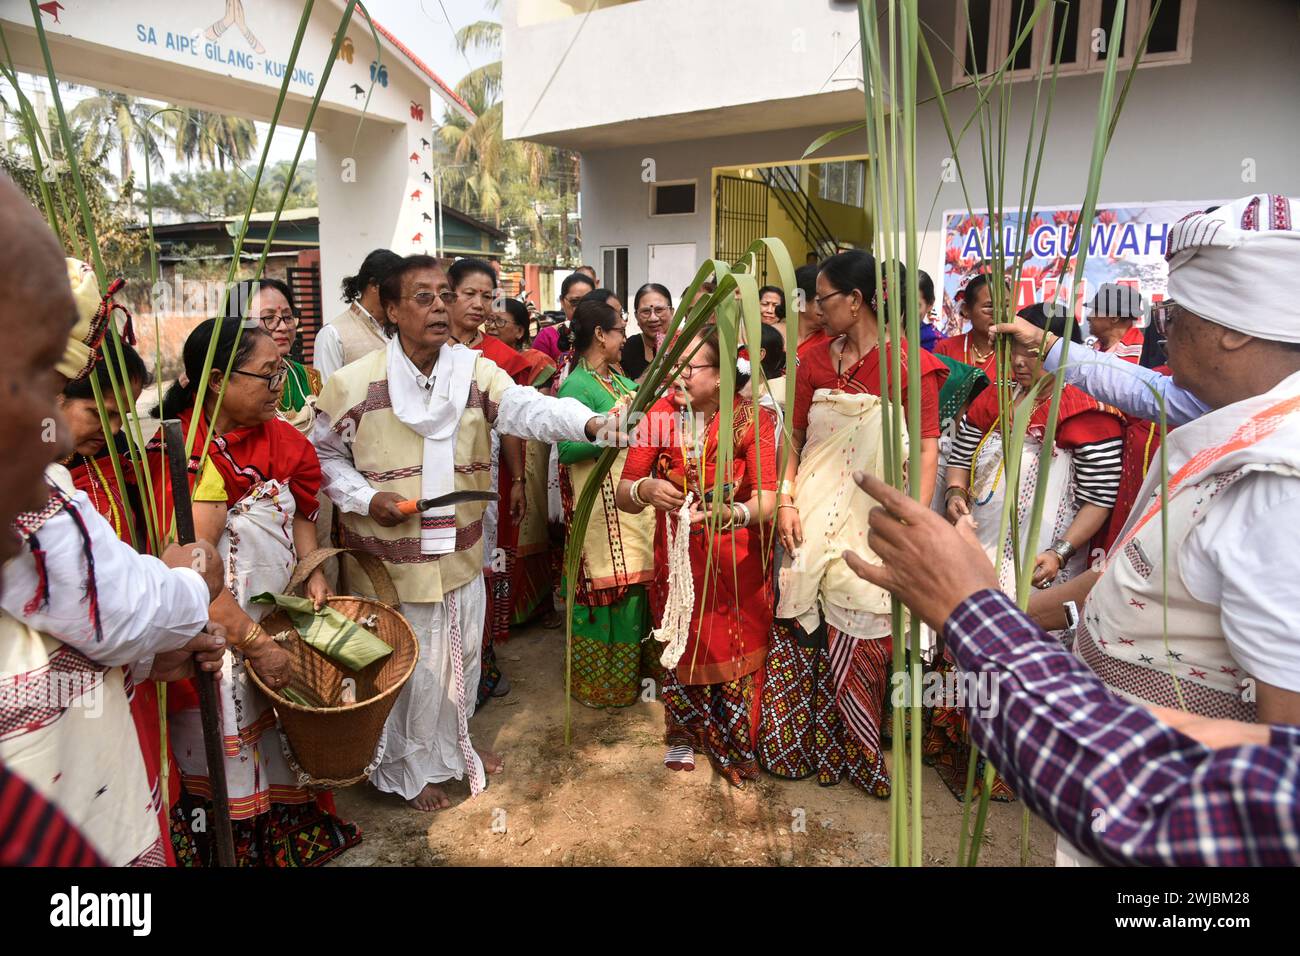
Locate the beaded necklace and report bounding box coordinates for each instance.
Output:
[85,455,123,538]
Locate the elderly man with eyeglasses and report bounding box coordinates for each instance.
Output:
[312,255,621,812]
[991,194,1300,865]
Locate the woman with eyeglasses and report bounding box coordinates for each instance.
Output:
[758,249,947,800]
[555,299,657,708]
[533,272,596,365]
[446,259,531,700]
[227,278,321,435]
[486,298,564,628]
[615,327,779,786]
[621,283,674,383]
[153,317,357,866]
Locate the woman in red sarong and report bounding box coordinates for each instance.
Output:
[617,327,779,787]
[446,258,531,700]
[486,298,563,627]
[59,342,188,864]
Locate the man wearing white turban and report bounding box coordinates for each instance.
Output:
[994,193,1300,865]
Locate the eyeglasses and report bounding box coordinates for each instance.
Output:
[256,310,299,331]
[1151,299,1181,337]
[679,362,717,380]
[563,296,585,308]
[636,305,672,320]
[813,290,849,309]
[404,290,458,308]
[602,324,628,337]
[233,365,289,392]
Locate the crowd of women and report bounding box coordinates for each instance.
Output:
[46,237,1157,869]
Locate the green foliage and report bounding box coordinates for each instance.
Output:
[68,90,168,188]
[147,160,317,219]
[0,128,149,274]
[167,107,258,170]
[434,4,580,264]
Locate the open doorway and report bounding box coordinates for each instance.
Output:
[712,155,872,280]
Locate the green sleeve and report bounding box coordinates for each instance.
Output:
[557,370,603,464]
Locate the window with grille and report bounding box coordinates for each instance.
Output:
[817,160,865,208]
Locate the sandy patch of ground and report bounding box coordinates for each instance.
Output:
[332,624,1055,867]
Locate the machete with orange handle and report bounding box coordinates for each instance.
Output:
[395,489,499,516]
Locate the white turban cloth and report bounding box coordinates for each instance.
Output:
[1165,193,1300,343]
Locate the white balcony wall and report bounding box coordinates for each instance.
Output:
[503,0,866,148]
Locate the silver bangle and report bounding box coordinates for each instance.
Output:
[733,501,751,529]
[1049,538,1077,563]
[630,477,650,508]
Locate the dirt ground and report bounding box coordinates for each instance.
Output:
[331,623,1055,867]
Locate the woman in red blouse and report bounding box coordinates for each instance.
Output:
[934,273,1000,380]
[759,251,946,798]
[617,328,779,787]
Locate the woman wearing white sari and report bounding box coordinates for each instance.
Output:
[760,251,947,798]
[154,318,358,866]
[943,304,1124,595]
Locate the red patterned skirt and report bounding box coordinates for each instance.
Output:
[662,669,760,787]
[756,619,891,798]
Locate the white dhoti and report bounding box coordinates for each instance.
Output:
[370,574,488,800]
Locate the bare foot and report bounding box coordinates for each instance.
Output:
[407,782,452,812]
[476,747,505,775]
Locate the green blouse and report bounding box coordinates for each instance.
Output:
[556,363,636,465]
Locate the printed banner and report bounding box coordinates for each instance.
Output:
[937,200,1219,338]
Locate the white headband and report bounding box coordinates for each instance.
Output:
[1166,193,1300,343]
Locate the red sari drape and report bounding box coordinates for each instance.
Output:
[622,398,779,686]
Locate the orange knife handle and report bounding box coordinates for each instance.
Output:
[396,498,421,516]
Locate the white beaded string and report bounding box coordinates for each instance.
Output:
[652,492,696,669]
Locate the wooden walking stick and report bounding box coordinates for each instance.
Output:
[162,419,237,868]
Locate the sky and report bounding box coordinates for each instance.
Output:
[256,0,499,166]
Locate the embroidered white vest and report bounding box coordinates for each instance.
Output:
[1077,372,1300,721]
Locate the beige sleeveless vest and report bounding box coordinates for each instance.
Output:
[332,303,388,367]
[317,348,494,604]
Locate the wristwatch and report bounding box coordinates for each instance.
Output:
[1049,538,1077,563]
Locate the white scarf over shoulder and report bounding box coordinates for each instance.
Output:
[386,336,478,554]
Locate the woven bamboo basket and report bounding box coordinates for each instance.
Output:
[247,547,418,787]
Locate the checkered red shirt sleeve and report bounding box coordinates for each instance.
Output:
[944,588,1300,866]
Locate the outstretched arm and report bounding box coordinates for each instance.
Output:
[994,318,1208,426]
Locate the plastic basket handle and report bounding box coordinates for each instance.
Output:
[289,547,401,608]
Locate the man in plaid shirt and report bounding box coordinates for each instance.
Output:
[844,472,1300,867]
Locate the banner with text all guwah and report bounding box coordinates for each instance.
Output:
[937,200,1216,338]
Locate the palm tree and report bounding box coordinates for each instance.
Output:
[437,0,562,229]
[168,108,257,170]
[69,90,167,187]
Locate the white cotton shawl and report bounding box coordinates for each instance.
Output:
[386,336,478,554]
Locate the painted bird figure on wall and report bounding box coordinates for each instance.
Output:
[38,0,63,21]
[420,138,431,150]
[422,172,432,183]
[350,83,365,99]
[422,212,433,223]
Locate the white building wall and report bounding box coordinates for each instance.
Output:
[573,0,1300,295]
[503,0,864,146]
